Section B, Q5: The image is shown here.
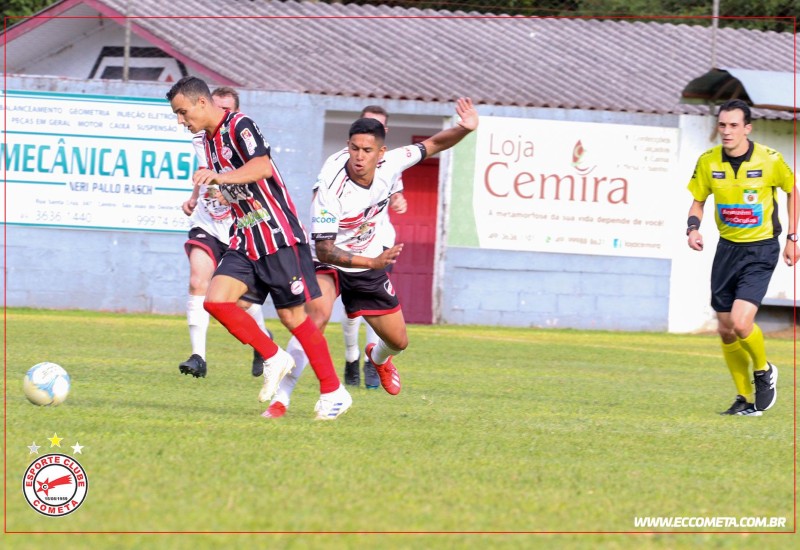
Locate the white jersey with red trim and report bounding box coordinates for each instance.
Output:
[311,143,423,273]
[189,133,233,244]
[313,147,406,249]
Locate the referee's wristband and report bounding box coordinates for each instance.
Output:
[686,215,701,236]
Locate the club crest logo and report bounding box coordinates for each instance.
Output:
[290,278,305,296]
[23,453,88,517]
[384,279,395,297]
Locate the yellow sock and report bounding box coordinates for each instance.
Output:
[739,323,768,372]
[721,340,753,402]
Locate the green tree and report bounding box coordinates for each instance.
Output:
[3,0,54,27]
[342,0,796,32]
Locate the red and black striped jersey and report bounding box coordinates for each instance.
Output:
[200,111,308,259]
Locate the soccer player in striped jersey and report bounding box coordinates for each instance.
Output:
[263,98,478,418]
[167,76,350,420]
[179,86,273,380]
[686,99,797,416]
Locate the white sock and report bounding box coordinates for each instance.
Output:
[187,295,209,358]
[342,316,362,362]
[365,322,380,348]
[245,303,270,338]
[371,339,403,366]
[273,336,309,406]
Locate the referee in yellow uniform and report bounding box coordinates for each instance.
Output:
[686,99,797,416]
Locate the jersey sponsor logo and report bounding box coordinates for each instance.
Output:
[743,189,758,204]
[746,170,762,178]
[711,171,726,179]
[238,208,273,229]
[241,128,257,155]
[219,182,252,204]
[718,204,762,228]
[311,215,339,223]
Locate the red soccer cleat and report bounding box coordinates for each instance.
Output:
[262,401,287,418]
[365,343,401,395]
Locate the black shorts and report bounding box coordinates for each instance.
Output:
[710,238,779,312]
[315,264,401,318]
[185,226,228,267]
[215,245,321,309]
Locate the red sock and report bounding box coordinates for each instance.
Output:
[291,316,339,394]
[204,302,279,359]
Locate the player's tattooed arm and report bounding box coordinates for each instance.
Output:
[316,238,356,268]
[315,239,403,270]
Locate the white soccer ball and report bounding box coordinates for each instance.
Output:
[23,362,70,406]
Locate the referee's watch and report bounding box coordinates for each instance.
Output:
[788,233,798,242]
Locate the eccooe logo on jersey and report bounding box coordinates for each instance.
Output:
[23,453,88,516]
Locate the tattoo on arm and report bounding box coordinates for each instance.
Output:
[316,239,354,268]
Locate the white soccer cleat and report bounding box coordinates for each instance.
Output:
[314,384,353,420]
[258,349,295,403]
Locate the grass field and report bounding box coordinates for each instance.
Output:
[1,308,796,549]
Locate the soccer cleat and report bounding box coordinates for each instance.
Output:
[754,363,778,411]
[363,359,379,389]
[261,401,287,419]
[365,343,401,395]
[258,349,295,403]
[344,360,360,386]
[252,350,265,377]
[719,395,762,416]
[314,385,353,420]
[179,354,207,378]
[251,329,275,377]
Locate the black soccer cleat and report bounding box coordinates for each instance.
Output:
[754,363,778,411]
[363,359,380,389]
[179,354,207,378]
[251,329,274,377]
[719,395,762,417]
[344,360,360,386]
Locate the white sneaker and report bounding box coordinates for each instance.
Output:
[258,349,295,403]
[314,385,353,420]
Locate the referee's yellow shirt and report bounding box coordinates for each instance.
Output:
[687,142,794,243]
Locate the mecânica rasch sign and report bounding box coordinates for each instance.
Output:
[1,90,197,233]
[449,115,680,259]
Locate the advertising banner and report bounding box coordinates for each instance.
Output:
[1,90,196,233]
[449,115,680,259]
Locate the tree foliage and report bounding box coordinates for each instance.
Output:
[343,0,797,32]
[2,0,53,23]
[2,1,796,33]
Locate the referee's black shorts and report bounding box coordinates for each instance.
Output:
[710,237,779,312]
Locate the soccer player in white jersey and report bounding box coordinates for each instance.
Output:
[263,98,478,418]
[179,87,272,379]
[328,106,408,389]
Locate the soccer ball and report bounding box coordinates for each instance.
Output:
[23,362,70,406]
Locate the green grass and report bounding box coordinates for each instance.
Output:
[1,308,796,549]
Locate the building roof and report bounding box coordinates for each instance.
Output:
[3,0,796,118]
